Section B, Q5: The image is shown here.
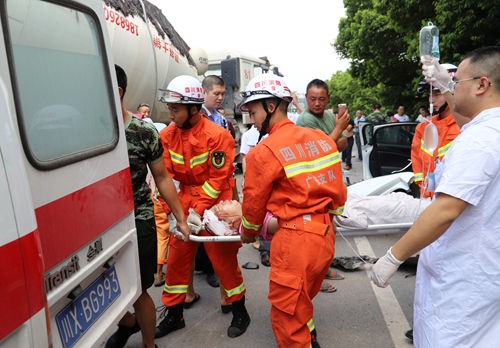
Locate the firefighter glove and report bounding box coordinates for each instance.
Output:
[187,208,203,234]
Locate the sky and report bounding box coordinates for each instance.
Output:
[155,0,350,93]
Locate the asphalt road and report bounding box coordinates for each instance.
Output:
[123,154,418,348]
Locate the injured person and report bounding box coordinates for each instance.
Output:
[203,200,278,239]
[204,192,431,238]
[335,191,431,230]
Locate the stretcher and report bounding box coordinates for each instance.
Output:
[174,173,429,241]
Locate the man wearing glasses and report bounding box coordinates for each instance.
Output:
[371,46,500,347]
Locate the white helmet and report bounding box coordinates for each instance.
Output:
[158,75,204,104]
[240,73,292,110]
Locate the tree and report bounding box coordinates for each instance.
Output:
[326,71,384,116]
[332,0,500,117]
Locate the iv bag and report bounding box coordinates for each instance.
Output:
[419,22,440,66]
[423,121,438,153]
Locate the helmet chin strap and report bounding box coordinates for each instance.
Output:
[434,102,448,116]
[179,104,195,129]
[258,99,281,142]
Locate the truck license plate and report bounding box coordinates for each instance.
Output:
[56,266,121,348]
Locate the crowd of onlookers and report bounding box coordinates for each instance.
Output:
[110,45,500,348]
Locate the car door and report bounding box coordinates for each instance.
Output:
[361,122,417,180]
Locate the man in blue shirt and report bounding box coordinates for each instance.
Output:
[202,75,228,130]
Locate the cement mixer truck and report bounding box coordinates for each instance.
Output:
[102,0,208,123]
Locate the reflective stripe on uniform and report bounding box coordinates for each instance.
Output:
[414,172,424,183]
[169,149,184,165]
[202,181,220,198]
[438,141,453,158]
[225,282,246,297]
[283,152,340,178]
[419,139,433,156]
[307,318,315,332]
[241,216,261,231]
[329,205,344,215]
[163,283,188,294]
[190,151,209,168]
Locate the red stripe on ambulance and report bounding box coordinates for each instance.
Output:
[35,168,134,271]
[0,230,44,340]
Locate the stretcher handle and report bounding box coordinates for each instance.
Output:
[184,221,242,242]
[188,234,241,242]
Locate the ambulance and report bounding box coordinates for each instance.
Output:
[0,0,140,346]
[3,0,208,345]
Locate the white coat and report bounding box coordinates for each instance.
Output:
[414,108,500,347]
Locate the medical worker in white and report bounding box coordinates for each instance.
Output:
[371,46,500,347]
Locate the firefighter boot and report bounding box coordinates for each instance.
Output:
[154,303,185,338]
[227,296,250,338]
[105,320,140,348]
[311,328,321,348]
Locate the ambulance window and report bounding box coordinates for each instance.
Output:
[3,0,118,170]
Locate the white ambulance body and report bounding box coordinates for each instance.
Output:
[0,0,140,346]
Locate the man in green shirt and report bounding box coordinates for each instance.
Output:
[296,79,350,151]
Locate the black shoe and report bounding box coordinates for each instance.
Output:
[260,252,271,267]
[227,311,250,337]
[105,321,140,348]
[405,329,413,341]
[154,306,185,338]
[227,298,250,338]
[206,273,220,288]
[311,328,321,348]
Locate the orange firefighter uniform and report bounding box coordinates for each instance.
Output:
[154,195,170,265]
[411,114,460,198]
[241,119,347,347]
[159,116,245,307]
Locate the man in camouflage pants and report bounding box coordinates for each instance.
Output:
[106,65,190,348]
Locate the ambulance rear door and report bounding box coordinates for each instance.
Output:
[0,0,141,346]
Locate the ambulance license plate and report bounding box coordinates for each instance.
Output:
[56,266,121,348]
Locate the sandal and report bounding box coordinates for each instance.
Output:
[184,293,201,309]
[320,281,337,293]
[154,272,165,287]
[324,270,345,280]
[221,304,232,314]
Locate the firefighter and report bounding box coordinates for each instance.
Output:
[155,75,250,339]
[412,63,461,198]
[239,74,347,347]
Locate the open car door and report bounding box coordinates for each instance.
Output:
[361,122,417,180]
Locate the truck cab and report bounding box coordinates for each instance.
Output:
[205,51,283,161]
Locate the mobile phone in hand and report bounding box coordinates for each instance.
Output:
[338,103,347,115]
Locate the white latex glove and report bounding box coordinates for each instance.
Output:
[167,213,177,233]
[371,247,404,288]
[422,59,452,94]
[187,208,203,234]
[166,213,188,240]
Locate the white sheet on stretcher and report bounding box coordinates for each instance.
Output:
[334,192,431,233]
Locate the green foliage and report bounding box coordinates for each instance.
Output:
[330,0,500,118]
[326,71,384,116]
